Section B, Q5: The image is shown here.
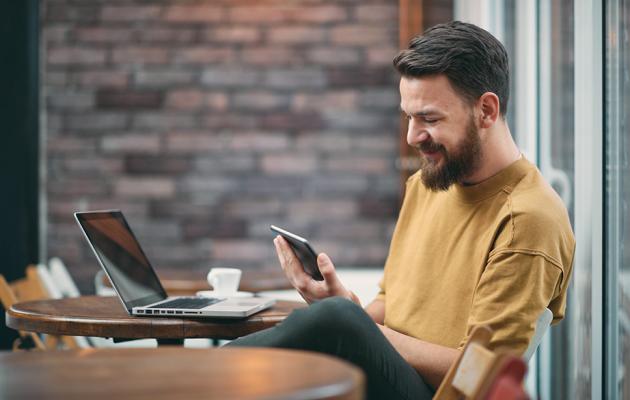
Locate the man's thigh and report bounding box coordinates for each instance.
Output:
[227,297,434,400]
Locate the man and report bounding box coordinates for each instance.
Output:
[228,21,574,400]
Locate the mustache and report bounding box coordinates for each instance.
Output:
[415,140,445,153]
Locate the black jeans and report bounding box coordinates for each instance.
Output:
[226,297,434,400]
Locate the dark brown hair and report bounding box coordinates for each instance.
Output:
[393,21,510,116]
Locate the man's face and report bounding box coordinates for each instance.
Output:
[399,75,482,191]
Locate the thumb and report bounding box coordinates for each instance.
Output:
[317,253,342,287]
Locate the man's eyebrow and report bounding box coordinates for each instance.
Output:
[399,105,442,116]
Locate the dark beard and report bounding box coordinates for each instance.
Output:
[417,117,482,191]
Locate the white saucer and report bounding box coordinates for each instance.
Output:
[196,290,254,298]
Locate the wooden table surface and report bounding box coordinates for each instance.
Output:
[6,296,306,340]
[0,347,364,400]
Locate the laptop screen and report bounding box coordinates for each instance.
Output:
[75,210,167,310]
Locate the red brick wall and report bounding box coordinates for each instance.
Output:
[42,0,414,292]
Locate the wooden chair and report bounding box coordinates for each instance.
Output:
[433,326,529,400]
[0,265,82,350]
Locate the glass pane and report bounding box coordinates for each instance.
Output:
[606,1,630,398]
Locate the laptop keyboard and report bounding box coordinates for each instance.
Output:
[149,297,222,310]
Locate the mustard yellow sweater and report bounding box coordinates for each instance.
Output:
[377,156,575,354]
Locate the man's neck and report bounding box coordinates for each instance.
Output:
[461,125,521,186]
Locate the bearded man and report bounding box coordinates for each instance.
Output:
[228,21,575,400]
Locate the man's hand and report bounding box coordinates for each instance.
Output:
[274,236,360,305]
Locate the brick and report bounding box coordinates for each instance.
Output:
[45,71,67,87]
[359,197,399,218]
[260,112,324,130]
[295,132,353,152]
[268,27,326,44]
[166,132,227,153]
[150,201,216,219]
[101,134,161,154]
[241,47,300,66]
[261,153,318,175]
[201,67,260,88]
[183,218,247,240]
[307,47,360,66]
[115,178,175,198]
[323,110,396,130]
[137,28,197,43]
[359,88,399,109]
[355,5,399,22]
[291,6,348,23]
[134,70,195,87]
[61,157,124,175]
[205,27,260,43]
[203,114,258,130]
[72,70,129,88]
[205,93,229,111]
[47,137,98,154]
[288,200,358,222]
[165,89,204,110]
[229,7,288,23]
[125,156,191,175]
[227,131,290,152]
[211,240,272,262]
[48,178,110,196]
[47,91,94,110]
[264,69,326,89]
[132,113,197,130]
[353,135,398,153]
[195,155,256,173]
[232,91,290,111]
[303,175,369,195]
[96,89,163,109]
[101,6,161,22]
[224,199,283,218]
[66,112,128,131]
[48,47,106,65]
[328,67,396,86]
[330,26,395,46]
[239,176,302,196]
[142,242,210,265]
[179,176,238,195]
[164,5,223,23]
[47,4,99,23]
[291,91,358,112]
[371,176,401,195]
[367,46,399,66]
[324,155,390,174]
[43,26,69,43]
[74,28,132,43]
[112,47,169,65]
[315,221,383,240]
[173,47,236,64]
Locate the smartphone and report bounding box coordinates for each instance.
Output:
[270,225,324,281]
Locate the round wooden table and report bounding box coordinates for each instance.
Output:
[6,296,306,341]
[0,347,364,400]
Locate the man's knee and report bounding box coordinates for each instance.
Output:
[291,297,370,336]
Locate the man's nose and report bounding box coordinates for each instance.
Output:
[406,120,430,146]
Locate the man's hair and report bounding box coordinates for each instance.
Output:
[393,21,510,116]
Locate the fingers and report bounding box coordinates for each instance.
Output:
[317,253,346,295]
[274,236,309,285]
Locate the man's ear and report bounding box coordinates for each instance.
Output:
[477,92,500,129]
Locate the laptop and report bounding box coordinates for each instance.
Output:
[75,210,275,318]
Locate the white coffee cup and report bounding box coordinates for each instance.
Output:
[207,268,242,295]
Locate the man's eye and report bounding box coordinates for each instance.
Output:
[424,119,438,124]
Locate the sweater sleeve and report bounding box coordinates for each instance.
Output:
[457,249,564,355]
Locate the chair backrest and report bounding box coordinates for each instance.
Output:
[36,263,64,299]
[0,269,47,350]
[48,257,81,297]
[433,326,530,400]
[522,308,553,361]
[1,265,86,350]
